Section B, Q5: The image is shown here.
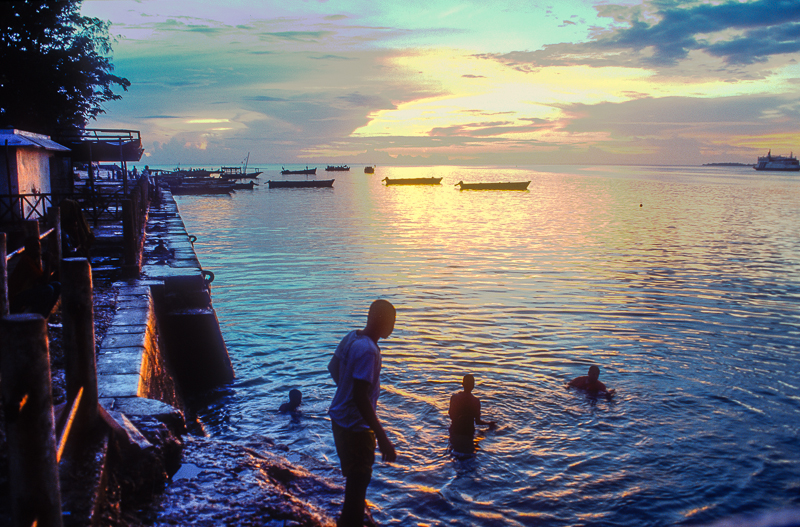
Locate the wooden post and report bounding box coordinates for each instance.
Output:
[1,232,8,316]
[122,198,138,278]
[0,314,64,527]
[20,219,42,269]
[61,258,98,428]
[48,205,62,274]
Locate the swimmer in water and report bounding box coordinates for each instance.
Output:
[567,365,615,396]
[279,388,302,413]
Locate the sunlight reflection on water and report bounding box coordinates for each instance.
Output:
[174,165,800,527]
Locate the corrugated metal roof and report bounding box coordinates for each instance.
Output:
[0,128,71,152]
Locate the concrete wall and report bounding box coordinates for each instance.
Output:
[97,283,184,421]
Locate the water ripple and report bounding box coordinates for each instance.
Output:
[175,165,800,526]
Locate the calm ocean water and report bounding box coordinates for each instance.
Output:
[169,164,800,527]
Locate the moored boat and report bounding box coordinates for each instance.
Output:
[281,166,317,175]
[219,166,262,179]
[326,165,350,171]
[382,177,442,185]
[268,179,334,188]
[364,166,375,174]
[455,180,530,190]
[754,150,799,171]
[169,179,235,195]
[232,181,257,190]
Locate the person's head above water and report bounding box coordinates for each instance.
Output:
[289,388,302,407]
[588,365,600,382]
[364,299,396,341]
[462,374,475,393]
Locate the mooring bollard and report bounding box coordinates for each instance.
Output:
[61,257,98,428]
[0,314,64,527]
[1,232,8,316]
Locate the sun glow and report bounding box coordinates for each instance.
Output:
[352,49,789,146]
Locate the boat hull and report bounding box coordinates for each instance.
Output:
[382,177,442,185]
[754,164,799,171]
[268,179,334,188]
[281,168,317,175]
[456,181,530,190]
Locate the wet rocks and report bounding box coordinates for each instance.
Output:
[140,435,349,527]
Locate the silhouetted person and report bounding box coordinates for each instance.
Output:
[567,365,615,396]
[328,299,398,527]
[449,374,496,454]
[279,388,302,413]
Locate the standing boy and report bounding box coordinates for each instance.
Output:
[448,374,497,454]
[328,299,397,526]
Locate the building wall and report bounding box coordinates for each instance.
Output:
[16,147,52,195]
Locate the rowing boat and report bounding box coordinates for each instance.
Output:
[268,179,334,188]
[382,177,442,185]
[455,180,530,190]
[280,167,317,175]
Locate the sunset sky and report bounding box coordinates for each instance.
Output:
[81,0,800,166]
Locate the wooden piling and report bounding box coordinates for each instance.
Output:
[122,198,138,278]
[1,232,8,316]
[0,313,64,527]
[61,257,98,428]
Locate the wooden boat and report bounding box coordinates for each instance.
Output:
[268,179,334,188]
[219,166,262,179]
[364,166,375,174]
[455,180,530,190]
[169,179,235,195]
[382,177,442,185]
[281,166,317,175]
[326,165,350,171]
[232,181,257,190]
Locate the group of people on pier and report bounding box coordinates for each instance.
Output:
[280,299,614,527]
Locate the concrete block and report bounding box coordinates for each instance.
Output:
[97,347,145,375]
[98,373,142,398]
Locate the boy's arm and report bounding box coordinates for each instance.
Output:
[328,355,341,385]
[474,399,496,427]
[353,379,397,462]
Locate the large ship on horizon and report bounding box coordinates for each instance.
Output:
[754,150,800,171]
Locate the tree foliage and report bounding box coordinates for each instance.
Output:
[0,0,130,135]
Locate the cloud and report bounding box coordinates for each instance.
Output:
[461,74,485,78]
[246,96,288,102]
[337,92,395,109]
[482,0,800,70]
[309,54,356,60]
[258,31,333,42]
[596,0,800,66]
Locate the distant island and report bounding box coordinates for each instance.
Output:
[702,162,753,167]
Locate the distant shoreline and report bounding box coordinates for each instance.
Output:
[702,162,753,167]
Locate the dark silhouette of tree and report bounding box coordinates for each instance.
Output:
[0,0,130,135]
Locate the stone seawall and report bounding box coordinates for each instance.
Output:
[93,187,345,526]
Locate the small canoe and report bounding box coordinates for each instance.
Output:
[455,180,530,191]
[233,181,257,190]
[268,179,334,188]
[326,165,350,171]
[382,177,442,185]
[281,167,317,175]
